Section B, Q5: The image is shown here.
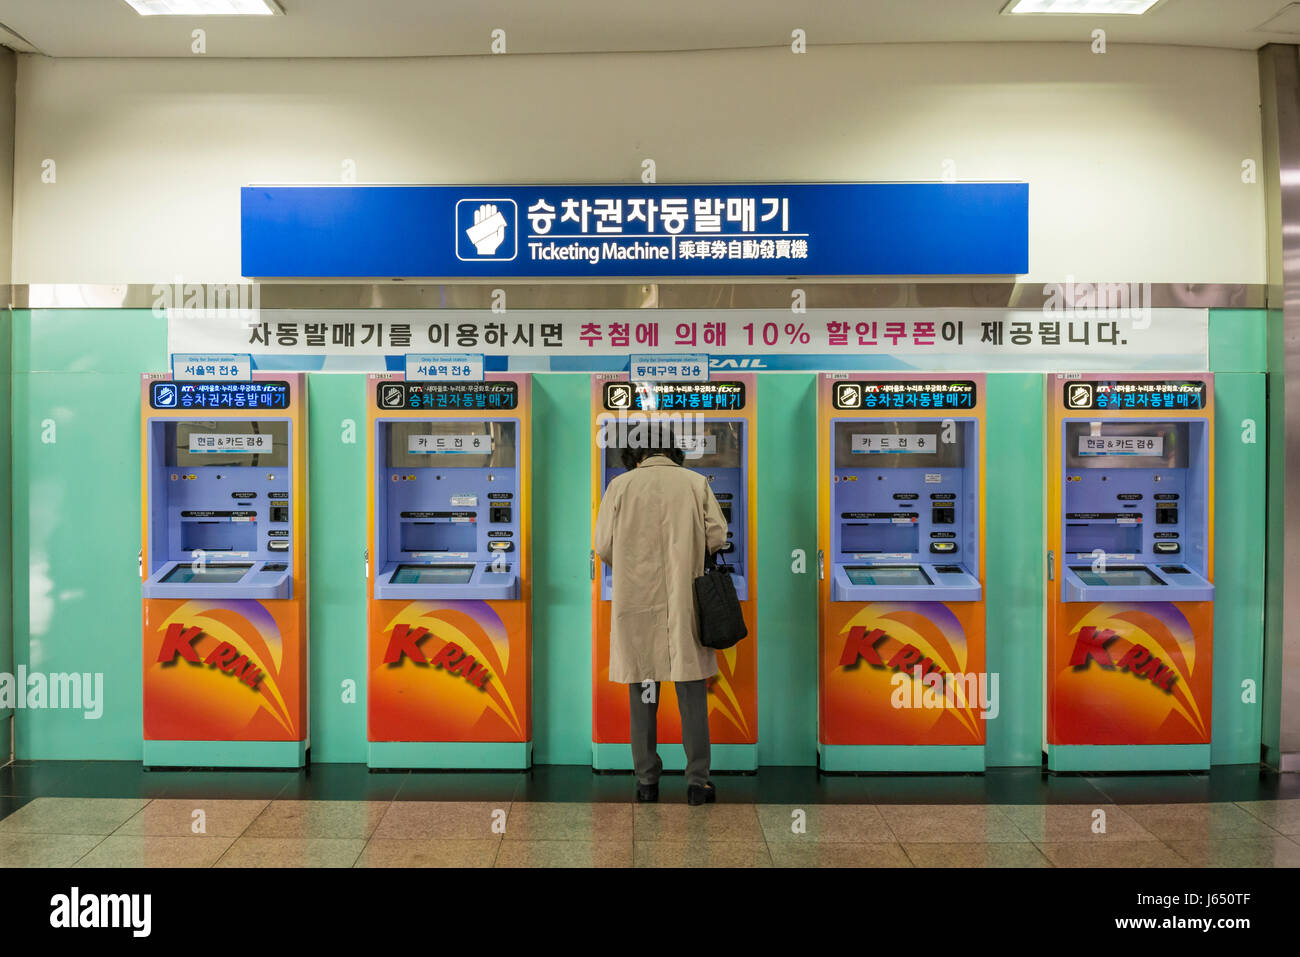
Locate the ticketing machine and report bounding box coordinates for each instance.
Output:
[1045,373,1214,771]
[140,373,309,768]
[366,374,532,769]
[817,374,987,772]
[589,373,758,771]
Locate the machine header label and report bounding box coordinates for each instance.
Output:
[376,380,519,411]
[602,380,746,411]
[150,380,290,410]
[833,380,978,411]
[1062,379,1206,411]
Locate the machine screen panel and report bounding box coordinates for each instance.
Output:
[388,421,517,469]
[845,565,932,587]
[392,563,475,585]
[601,421,743,470]
[1071,566,1164,587]
[161,562,253,584]
[167,421,289,468]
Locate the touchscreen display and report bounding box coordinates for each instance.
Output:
[161,563,252,584]
[845,565,932,587]
[391,564,475,585]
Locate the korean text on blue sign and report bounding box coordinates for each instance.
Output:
[242,183,1029,279]
[376,380,519,411]
[603,381,745,412]
[151,381,290,410]
[1063,380,1206,411]
[405,353,485,381]
[170,353,252,382]
[629,354,709,382]
[833,380,977,411]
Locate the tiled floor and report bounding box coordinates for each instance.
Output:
[0,762,1297,867]
[2,794,1299,867]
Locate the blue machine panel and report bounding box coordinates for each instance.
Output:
[142,416,295,600]
[373,418,522,600]
[598,418,749,600]
[1059,418,1213,602]
[829,417,981,602]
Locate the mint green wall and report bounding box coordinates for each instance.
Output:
[984,374,1046,766]
[0,309,12,743]
[1208,311,1269,765]
[1262,308,1285,766]
[5,308,1273,768]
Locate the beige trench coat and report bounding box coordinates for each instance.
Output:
[593,455,729,683]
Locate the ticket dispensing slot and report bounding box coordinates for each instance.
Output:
[599,420,748,600]
[373,420,520,600]
[1060,420,1212,602]
[830,420,981,602]
[143,420,293,600]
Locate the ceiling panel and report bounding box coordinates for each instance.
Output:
[1,0,1298,57]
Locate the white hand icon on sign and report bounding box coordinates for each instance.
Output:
[465,203,507,255]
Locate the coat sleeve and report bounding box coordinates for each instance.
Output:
[703,483,728,554]
[594,480,617,566]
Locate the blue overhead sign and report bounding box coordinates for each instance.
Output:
[241,183,1028,279]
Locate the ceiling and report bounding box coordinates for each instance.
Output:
[2,0,1300,57]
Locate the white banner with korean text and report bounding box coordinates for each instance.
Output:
[167,307,1209,373]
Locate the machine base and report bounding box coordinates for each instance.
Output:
[1047,743,1210,772]
[591,742,758,773]
[818,744,985,773]
[367,741,532,770]
[143,739,307,770]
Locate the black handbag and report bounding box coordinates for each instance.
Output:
[694,550,748,650]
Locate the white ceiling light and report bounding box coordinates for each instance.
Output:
[1001,0,1161,14]
[122,0,283,15]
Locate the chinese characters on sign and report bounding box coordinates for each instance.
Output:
[241,183,1029,278]
[524,196,799,265]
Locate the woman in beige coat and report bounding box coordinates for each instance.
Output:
[593,426,728,805]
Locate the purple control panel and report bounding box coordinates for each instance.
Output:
[1059,419,1212,602]
[372,417,522,600]
[829,417,981,602]
[142,418,294,600]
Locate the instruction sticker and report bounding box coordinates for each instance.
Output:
[1078,435,1163,456]
[188,434,272,453]
[852,433,937,454]
[408,434,493,454]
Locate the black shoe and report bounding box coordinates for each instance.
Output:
[686,782,716,806]
[636,783,659,803]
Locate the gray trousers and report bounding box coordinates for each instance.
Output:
[628,679,711,788]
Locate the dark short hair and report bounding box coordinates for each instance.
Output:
[620,422,685,470]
